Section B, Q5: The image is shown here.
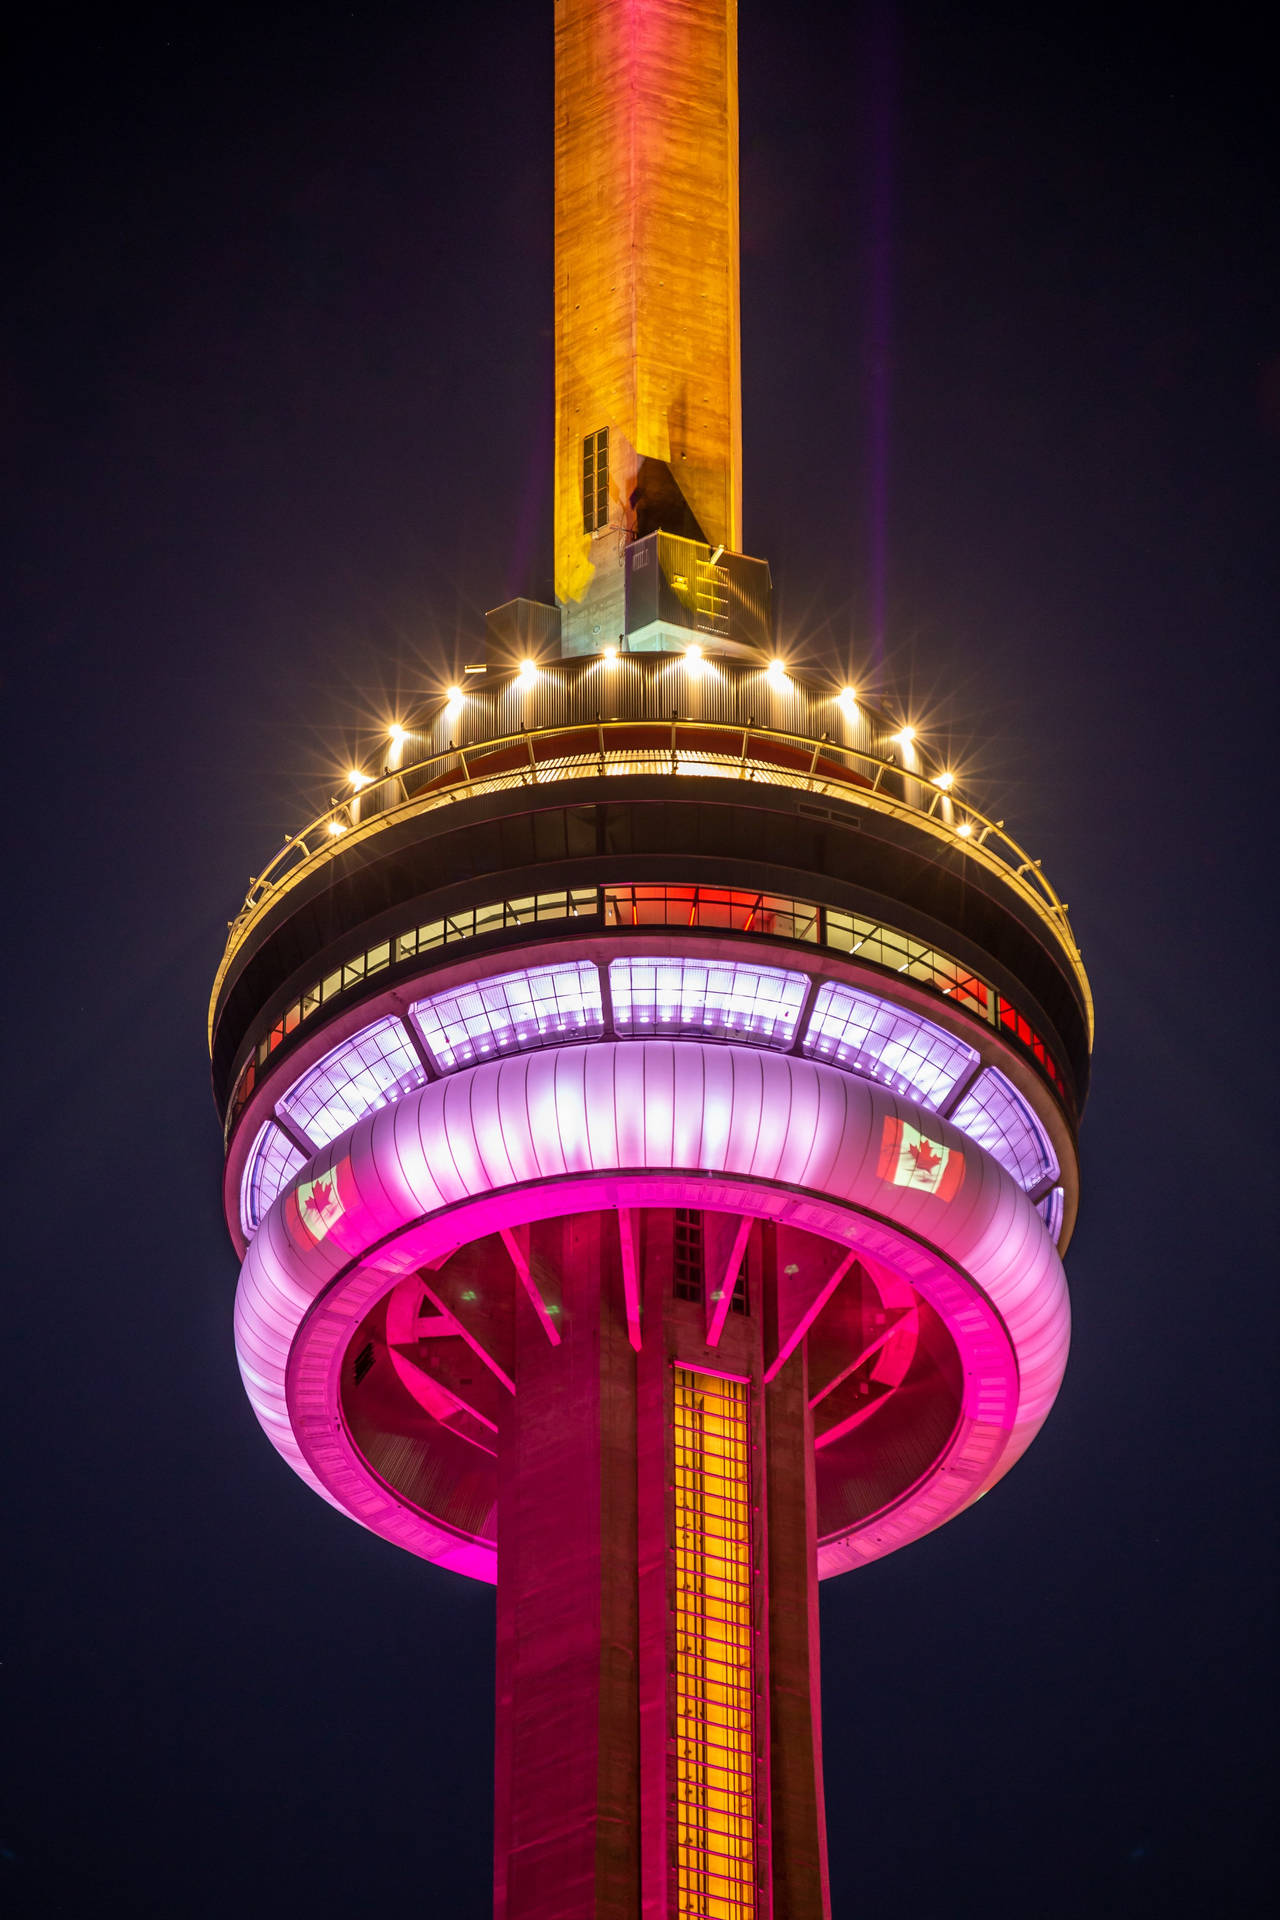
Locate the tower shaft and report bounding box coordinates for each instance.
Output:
[493,1210,830,1920]
[554,0,742,651]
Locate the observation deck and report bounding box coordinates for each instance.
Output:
[211,649,1090,1173]
[213,639,1089,1590]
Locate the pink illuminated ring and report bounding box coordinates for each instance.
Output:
[234,1042,1069,1580]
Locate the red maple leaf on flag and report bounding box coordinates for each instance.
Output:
[306,1179,332,1216]
[907,1138,942,1177]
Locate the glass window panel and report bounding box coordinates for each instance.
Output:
[240,1120,307,1237]
[825,909,856,951]
[801,980,979,1108]
[278,1015,427,1146]
[1037,1185,1065,1242]
[950,1067,1060,1192]
[410,960,604,1072]
[610,956,808,1047]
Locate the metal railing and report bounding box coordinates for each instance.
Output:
[212,719,1093,1043]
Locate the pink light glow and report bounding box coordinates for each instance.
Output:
[233,1042,1068,1582]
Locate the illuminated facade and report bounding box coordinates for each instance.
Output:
[210,5,1090,1916]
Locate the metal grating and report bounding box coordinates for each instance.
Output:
[673,1368,755,1919]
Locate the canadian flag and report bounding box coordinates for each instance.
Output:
[293,1168,346,1243]
[877,1116,965,1201]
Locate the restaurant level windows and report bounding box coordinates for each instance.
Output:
[583,427,609,532]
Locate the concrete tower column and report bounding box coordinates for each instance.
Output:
[494,1209,830,1920]
[554,0,742,650]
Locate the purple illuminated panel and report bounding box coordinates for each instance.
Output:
[410,961,604,1072]
[951,1067,1059,1192]
[278,1015,427,1147]
[1037,1185,1065,1242]
[610,956,807,1046]
[801,981,978,1108]
[240,1120,306,1237]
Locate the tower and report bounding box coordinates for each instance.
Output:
[210,5,1090,1916]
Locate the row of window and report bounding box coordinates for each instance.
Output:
[672,1367,756,1920]
[582,426,609,533]
[239,955,1061,1236]
[225,883,1071,1140]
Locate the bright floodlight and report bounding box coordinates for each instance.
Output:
[388,723,406,743]
[348,769,370,790]
[935,770,955,791]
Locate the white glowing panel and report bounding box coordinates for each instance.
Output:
[278,1016,426,1147]
[801,982,978,1108]
[610,956,807,1047]
[1038,1185,1065,1242]
[410,961,604,1071]
[240,1120,306,1237]
[951,1067,1059,1192]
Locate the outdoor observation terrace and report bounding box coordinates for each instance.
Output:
[211,651,1092,1068]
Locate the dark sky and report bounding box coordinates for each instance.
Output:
[3,3,1275,1916]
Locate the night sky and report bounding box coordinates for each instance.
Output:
[3,4,1275,1916]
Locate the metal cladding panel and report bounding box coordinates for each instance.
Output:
[625,533,663,634]
[235,1041,1068,1581]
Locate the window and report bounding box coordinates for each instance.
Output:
[609,955,808,1047]
[278,1015,427,1147]
[695,557,730,635]
[674,1208,704,1302]
[240,1120,307,1237]
[802,981,979,1109]
[582,427,609,533]
[950,1067,1059,1193]
[672,1368,755,1920]
[410,960,604,1072]
[1037,1185,1065,1242]
[729,1257,748,1316]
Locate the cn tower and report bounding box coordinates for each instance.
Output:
[210,5,1091,1916]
